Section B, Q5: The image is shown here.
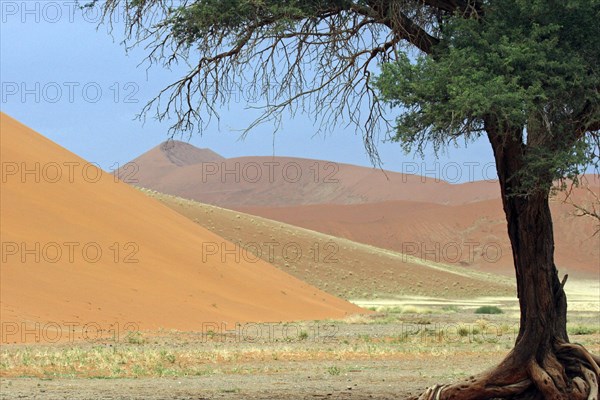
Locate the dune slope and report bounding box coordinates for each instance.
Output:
[239,194,600,279]
[0,114,362,343]
[143,190,515,299]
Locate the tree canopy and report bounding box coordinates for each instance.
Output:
[98,0,599,173]
[375,0,599,193]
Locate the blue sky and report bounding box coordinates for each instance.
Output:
[1,1,497,182]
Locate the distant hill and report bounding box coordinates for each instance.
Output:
[115,141,501,207]
[114,140,225,187]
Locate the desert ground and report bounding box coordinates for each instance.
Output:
[2,300,599,399]
[1,115,598,399]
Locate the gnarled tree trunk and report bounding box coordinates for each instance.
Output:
[415,122,599,400]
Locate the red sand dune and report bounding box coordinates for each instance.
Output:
[115,141,501,207]
[0,114,362,343]
[119,141,598,280]
[239,194,600,279]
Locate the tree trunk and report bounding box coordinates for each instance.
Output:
[488,123,569,357]
[414,122,599,400]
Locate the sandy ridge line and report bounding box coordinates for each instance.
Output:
[138,187,514,287]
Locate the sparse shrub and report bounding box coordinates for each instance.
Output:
[476,319,489,332]
[131,365,146,376]
[383,305,433,314]
[358,334,373,342]
[568,325,599,335]
[458,327,470,337]
[498,323,509,334]
[205,330,217,339]
[474,306,503,315]
[160,350,176,364]
[389,334,409,343]
[127,331,145,345]
[387,306,404,314]
[298,330,309,341]
[327,366,341,376]
[442,305,460,313]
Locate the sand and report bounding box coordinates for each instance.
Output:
[0,113,363,344]
[118,140,599,279]
[114,140,502,207]
[239,195,600,279]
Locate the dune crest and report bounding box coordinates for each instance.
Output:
[116,141,501,207]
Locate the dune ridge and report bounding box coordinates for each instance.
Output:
[115,140,501,207]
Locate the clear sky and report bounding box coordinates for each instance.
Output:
[1,1,497,182]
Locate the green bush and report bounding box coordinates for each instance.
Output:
[327,366,341,376]
[474,306,503,315]
[127,331,145,345]
[568,325,599,335]
[298,330,309,340]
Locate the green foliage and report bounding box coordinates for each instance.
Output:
[326,365,341,375]
[457,326,470,337]
[376,0,600,192]
[568,324,600,335]
[126,331,146,345]
[474,306,504,315]
[442,305,460,313]
[168,0,354,45]
[298,330,309,340]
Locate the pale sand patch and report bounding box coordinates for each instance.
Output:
[351,278,600,313]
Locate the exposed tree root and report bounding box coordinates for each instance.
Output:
[528,358,560,400]
[557,343,600,377]
[411,344,599,400]
[581,367,598,400]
